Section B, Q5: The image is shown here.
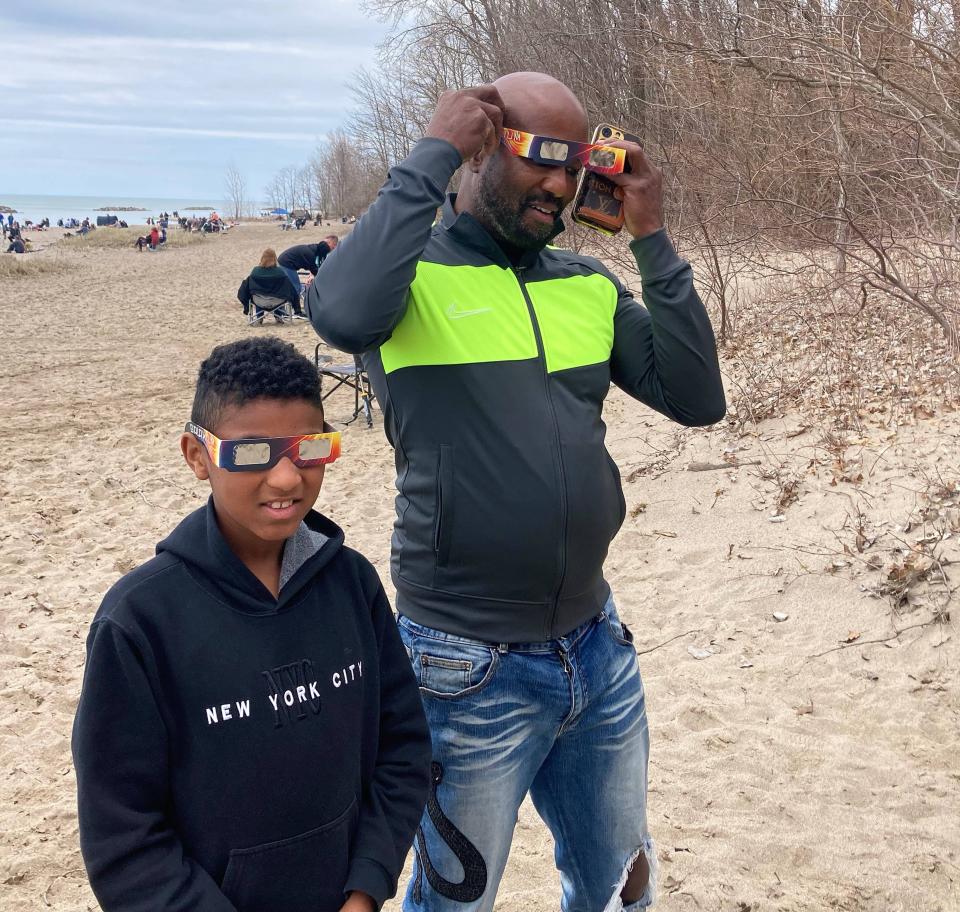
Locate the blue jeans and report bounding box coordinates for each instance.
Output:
[398,596,656,912]
[280,266,304,314]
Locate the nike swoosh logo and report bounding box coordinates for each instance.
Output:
[446,303,492,319]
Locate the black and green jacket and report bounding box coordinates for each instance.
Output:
[307,137,725,643]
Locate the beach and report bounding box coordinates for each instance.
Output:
[1,222,957,912]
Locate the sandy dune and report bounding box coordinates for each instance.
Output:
[0,222,957,912]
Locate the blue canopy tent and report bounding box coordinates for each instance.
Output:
[269,208,289,216]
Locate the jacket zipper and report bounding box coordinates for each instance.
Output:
[513,265,568,638]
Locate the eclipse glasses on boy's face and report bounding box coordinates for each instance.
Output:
[500,128,626,175]
[186,422,341,472]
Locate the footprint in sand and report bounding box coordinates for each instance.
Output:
[678,706,723,732]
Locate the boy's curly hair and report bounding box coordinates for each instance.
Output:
[191,337,323,431]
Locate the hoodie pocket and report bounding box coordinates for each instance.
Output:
[220,798,358,912]
[433,444,455,568]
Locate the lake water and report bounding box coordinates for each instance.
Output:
[0,194,265,225]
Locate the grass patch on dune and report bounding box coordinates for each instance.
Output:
[0,253,69,278]
[60,227,207,250]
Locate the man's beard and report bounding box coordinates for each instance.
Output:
[473,160,564,253]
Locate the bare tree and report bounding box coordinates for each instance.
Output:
[284,0,960,349]
[265,165,301,213]
[312,130,383,219]
[224,165,247,220]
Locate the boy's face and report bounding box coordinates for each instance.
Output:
[181,397,328,552]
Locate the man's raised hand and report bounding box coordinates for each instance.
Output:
[425,86,506,163]
[606,142,665,240]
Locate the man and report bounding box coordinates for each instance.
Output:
[307,73,725,912]
[278,236,338,317]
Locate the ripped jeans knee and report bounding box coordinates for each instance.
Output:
[602,836,658,912]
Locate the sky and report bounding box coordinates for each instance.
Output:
[0,1,392,200]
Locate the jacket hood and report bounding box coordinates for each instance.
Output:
[156,497,345,614]
[440,193,565,268]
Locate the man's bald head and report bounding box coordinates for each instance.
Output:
[492,72,589,141]
[455,73,589,255]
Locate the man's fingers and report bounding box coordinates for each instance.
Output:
[603,140,657,185]
[478,101,504,135]
[623,143,655,176]
[427,84,507,160]
[463,84,506,111]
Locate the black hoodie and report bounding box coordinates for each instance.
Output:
[236,265,300,309]
[72,500,431,912]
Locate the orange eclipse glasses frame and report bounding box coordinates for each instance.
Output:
[499,128,627,175]
[186,421,341,472]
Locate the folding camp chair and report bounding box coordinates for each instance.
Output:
[248,294,294,325]
[315,344,376,428]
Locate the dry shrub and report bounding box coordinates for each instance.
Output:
[60,228,206,250]
[0,254,69,279]
[721,268,960,433]
[868,477,958,621]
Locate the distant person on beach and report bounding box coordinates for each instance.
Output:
[307,73,725,912]
[150,225,160,249]
[237,247,302,323]
[72,336,431,912]
[5,236,25,254]
[278,237,338,307]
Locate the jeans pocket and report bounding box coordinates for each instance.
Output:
[399,620,499,700]
[220,798,357,912]
[604,605,636,647]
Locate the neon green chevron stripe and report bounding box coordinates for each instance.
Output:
[525,273,617,373]
[380,262,538,374]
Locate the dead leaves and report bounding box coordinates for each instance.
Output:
[723,284,959,435]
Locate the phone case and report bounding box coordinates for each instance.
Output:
[572,125,641,235]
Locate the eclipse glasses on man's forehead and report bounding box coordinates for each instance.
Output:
[500,128,626,175]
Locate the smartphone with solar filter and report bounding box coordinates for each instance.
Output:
[572,124,641,236]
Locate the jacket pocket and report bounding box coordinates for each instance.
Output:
[608,453,626,528]
[433,444,455,568]
[220,798,358,912]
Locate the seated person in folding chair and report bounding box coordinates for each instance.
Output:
[237,248,301,325]
[277,237,338,315]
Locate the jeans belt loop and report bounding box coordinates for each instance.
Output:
[497,643,509,654]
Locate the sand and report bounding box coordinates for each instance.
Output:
[0,222,957,912]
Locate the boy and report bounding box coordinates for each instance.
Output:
[72,337,431,912]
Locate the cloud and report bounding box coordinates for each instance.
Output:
[0,2,392,196]
[5,118,317,142]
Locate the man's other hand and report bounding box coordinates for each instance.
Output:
[606,142,665,240]
[425,85,506,162]
[339,890,376,912]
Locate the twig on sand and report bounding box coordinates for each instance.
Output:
[636,629,700,656]
[687,459,761,472]
[807,620,940,659]
[132,488,163,509]
[42,869,81,906]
